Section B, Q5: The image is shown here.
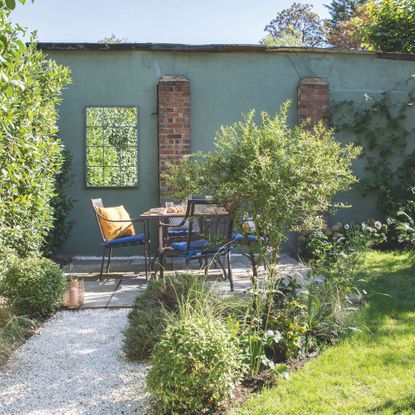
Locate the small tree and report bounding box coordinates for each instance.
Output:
[165,102,360,293]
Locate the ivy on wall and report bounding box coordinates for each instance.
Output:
[330,75,415,215]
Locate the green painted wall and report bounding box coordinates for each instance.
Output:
[48,49,415,256]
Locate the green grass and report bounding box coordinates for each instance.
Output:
[232,251,415,415]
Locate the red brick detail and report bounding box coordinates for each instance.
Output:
[297,77,329,126]
[157,76,190,201]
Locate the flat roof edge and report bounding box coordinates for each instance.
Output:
[35,42,415,61]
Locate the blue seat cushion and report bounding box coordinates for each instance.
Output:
[170,239,229,257]
[232,232,257,242]
[102,234,145,246]
[170,239,208,256]
[168,229,191,236]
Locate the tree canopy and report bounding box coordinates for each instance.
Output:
[263,0,415,53]
[359,0,415,53]
[263,3,326,47]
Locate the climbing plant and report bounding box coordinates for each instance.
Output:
[330,75,415,215]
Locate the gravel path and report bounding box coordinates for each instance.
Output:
[0,309,149,415]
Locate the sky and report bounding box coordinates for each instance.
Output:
[10,0,329,44]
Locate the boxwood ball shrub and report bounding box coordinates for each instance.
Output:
[147,312,243,414]
[0,257,67,318]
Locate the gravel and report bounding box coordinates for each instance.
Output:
[0,309,149,415]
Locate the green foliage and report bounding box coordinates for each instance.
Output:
[0,256,67,318]
[260,30,304,47]
[232,251,415,415]
[387,190,415,248]
[325,0,367,25]
[298,221,384,352]
[304,221,385,289]
[361,0,415,53]
[263,3,325,47]
[166,101,360,300]
[124,274,208,361]
[303,221,386,270]
[43,150,76,258]
[166,103,359,381]
[0,10,71,256]
[331,76,415,214]
[266,282,308,361]
[147,307,243,414]
[0,305,36,363]
[167,102,359,247]
[86,107,138,187]
[0,0,31,11]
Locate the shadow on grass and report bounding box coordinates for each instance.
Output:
[356,252,415,414]
[368,396,415,414]
[358,251,415,325]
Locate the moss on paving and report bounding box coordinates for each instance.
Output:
[232,251,415,415]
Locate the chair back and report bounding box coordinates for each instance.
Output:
[184,198,232,257]
[91,198,106,242]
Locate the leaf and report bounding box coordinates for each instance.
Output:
[5,0,16,9]
[10,79,25,90]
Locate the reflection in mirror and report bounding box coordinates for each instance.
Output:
[86,107,138,187]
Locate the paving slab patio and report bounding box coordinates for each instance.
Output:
[64,254,308,308]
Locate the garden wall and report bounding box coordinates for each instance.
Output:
[40,44,415,256]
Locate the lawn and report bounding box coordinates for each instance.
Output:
[232,251,415,415]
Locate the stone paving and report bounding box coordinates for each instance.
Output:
[64,254,308,309]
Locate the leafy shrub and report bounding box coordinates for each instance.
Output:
[0,256,67,317]
[296,221,381,353]
[147,310,243,414]
[165,102,360,293]
[0,243,17,282]
[0,10,71,256]
[301,221,386,291]
[302,279,357,354]
[124,274,208,361]
[386,194,415,249]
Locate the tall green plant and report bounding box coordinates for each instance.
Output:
[166,101,360,290]
[0,9,71,256]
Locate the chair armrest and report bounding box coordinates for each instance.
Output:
[158,217,189,228]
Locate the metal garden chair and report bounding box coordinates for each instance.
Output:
[156,197,234,290]
[91,198,151,280]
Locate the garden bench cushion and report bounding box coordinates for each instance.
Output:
[96,205,135,240]
[102,234,145,246]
